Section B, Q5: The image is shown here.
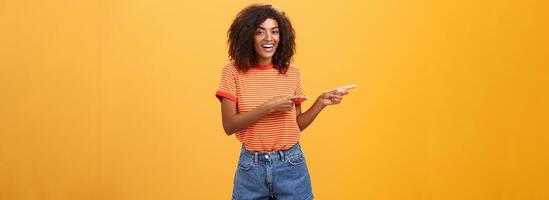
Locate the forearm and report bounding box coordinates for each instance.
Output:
[223,103,273,135]
[297,99,326,131]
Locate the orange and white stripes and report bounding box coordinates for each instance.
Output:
[216,62,305,152]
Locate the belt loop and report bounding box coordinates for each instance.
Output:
[279,150,284,161]
[254,152,258,164]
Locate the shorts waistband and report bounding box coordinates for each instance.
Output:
[241,143,302,162]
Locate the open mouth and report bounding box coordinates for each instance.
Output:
[261,44,275,51]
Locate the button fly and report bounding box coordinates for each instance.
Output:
[265,154,269,159]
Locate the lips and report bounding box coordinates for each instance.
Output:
[261,44,275,52]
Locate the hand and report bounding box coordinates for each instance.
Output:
[266,95,304,113]
[317,90,349,106]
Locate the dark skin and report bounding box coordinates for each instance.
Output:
[221,90,349,135]
[221,18,350,135]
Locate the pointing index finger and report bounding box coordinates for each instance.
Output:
[324,84,357,93]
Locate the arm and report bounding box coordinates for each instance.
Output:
[296,91,349,131]
[220,98,272,135]
[220,96,297,135]
[295,100,325,131]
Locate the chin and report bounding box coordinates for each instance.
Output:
[259,54,274,59]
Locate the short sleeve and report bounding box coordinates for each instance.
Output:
[215,64,238,103]
[293,67,306,105]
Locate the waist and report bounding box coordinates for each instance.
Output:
[235,129,301,152]
[241,142,302,161]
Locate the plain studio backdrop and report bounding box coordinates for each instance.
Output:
[1,0,548,199]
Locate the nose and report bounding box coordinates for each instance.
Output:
[265,32,273,41]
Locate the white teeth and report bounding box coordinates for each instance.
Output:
[262,44,274,48]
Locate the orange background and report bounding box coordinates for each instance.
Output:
[1,0,548,199]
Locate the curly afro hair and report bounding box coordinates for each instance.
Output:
[227,4,296,74]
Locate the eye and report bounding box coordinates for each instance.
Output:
[272,30,279,34]
[255,31,264,36]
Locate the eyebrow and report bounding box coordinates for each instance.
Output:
[256,27,279,30]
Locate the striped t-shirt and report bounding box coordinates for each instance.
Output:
[215,62,306,152]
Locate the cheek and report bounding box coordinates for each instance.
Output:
[254,45,261,53]
[253,40,261,51]
[274,36,280,44]
[254,35,262,44]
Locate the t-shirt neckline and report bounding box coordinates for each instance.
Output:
[253,64,274,70]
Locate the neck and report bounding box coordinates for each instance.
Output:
[257,57,273,66]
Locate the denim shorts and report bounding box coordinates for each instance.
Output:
[232,143,313,200]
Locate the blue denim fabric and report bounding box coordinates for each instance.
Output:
[232,143,313,200]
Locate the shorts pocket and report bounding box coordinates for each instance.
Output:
[237,155,254,170]
[287,153,305,166]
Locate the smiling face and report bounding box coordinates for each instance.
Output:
[253,18,280,66]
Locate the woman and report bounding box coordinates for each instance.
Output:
[215,4,350,200]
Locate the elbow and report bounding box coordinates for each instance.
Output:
[298,125,305,132]
[297,121,304,131]
[297,121,309,132]
[296,116,305,132]
[224,129,235,136]
[222,123,236,136]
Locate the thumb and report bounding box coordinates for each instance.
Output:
[290,96,309,101]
